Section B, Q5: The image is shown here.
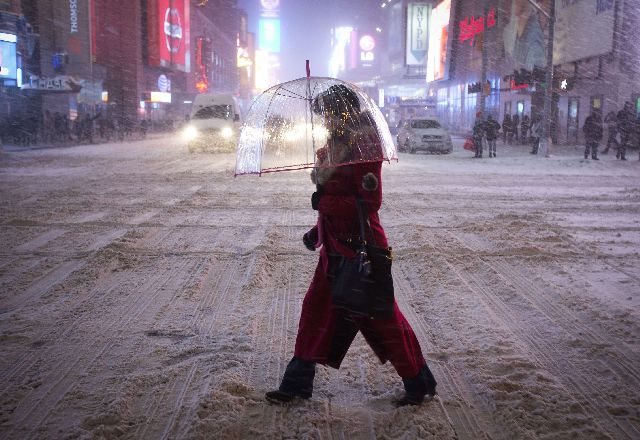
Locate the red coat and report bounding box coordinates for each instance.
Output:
[293,160,426,378]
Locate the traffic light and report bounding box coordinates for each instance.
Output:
[513,68,531,86]
[556,76,575,91]
[532,66,546,83]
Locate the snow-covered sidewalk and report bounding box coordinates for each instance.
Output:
[0,135,638,439]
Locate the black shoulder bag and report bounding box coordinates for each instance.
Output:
[331,198,395,319]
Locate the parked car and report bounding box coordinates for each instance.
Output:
[396,118,453,154]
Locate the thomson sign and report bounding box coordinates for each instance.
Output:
[69,0,78,33]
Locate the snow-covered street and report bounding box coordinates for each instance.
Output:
[1,137,639,439]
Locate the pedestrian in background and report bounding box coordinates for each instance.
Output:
[502,114,512,144]
[602,110,618,155]
[512,113,520,144]
[583,111,603,160]
[473,111,486,158]
[530,115,542,154]
[485,115,501,158]
[520,114,530,144]
[616,102,634,160]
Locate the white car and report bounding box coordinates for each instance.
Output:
[182,93,240,153]
[396,118,453,154]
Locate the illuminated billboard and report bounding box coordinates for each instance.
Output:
[554,0,615,65]
[147,0,191,72]
[259,18,280,53]
[329,27,352,77]
[406,3,431,66]
[426,0,450,82]
[0,34,17,81]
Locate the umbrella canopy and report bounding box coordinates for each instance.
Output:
[235,77,396,176]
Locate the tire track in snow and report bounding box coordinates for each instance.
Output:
[488,258,640,384]
[448,258,638,439]
[394,258,499,440]
[5,257,197,439]
[159,256,251,440]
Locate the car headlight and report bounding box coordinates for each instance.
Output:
[221,127,233,139]
[183,126,198,141]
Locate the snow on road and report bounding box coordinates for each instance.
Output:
[0,136,639,439]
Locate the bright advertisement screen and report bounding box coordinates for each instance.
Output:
[426,0,450,82]
[148,0,190,72]
[0,40,17,80]
[259,19,280,53]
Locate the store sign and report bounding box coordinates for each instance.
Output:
[0,36,17,80]
[406,3,430,66]
[359,35,375,52]
[22,75,83,92]
[150,91,172,103]
[458,7,495,46]
[157,74,171,92]
[147,0,190,72]
[69,0,79,33]
[260,0,279,17]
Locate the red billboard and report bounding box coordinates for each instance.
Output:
[148,0,190,72]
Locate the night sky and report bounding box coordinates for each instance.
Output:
[237,0,384,80]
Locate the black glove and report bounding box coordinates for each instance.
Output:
[302,229,317,251]
[311,191,322,210]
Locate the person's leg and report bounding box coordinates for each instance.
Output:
[584,142,590,159]
[267,257,358,403]
[266,357,316,402]
[592,141,599,160]
[358,304,437,406]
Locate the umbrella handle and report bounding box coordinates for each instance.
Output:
[306,60,310,78]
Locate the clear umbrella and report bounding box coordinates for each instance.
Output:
[235,77,396,176]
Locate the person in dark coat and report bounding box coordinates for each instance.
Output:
[602,110,618,154]
[616,102,634,160]
[583,111,603,160]
[502,114,512,144]
[472,111,486,158]
[520,114,530,144]
[512,113,520,144]
[265,85,437,407]
[485,115,501,158]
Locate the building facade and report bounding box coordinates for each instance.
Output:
[1,0,244,141]
[427,0,640,144]
[370,0,639,144]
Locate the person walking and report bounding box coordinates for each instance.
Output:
[616,102,635,161]
[485,115,501,158]
[602,110,618,154]
[512,113,520,144]
[265,84,437,407]
[583,111,603,160]
[502,113,512,144]
[530,115,542,154]
[472,111,486,158]
[520,114,530,144]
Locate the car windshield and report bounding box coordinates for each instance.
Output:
[411,120,441,129]
[193,105,232,120]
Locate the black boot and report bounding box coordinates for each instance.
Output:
[266,357,315,404]
[395,364,437,407]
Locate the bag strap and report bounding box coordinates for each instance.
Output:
[355,197,376,246]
